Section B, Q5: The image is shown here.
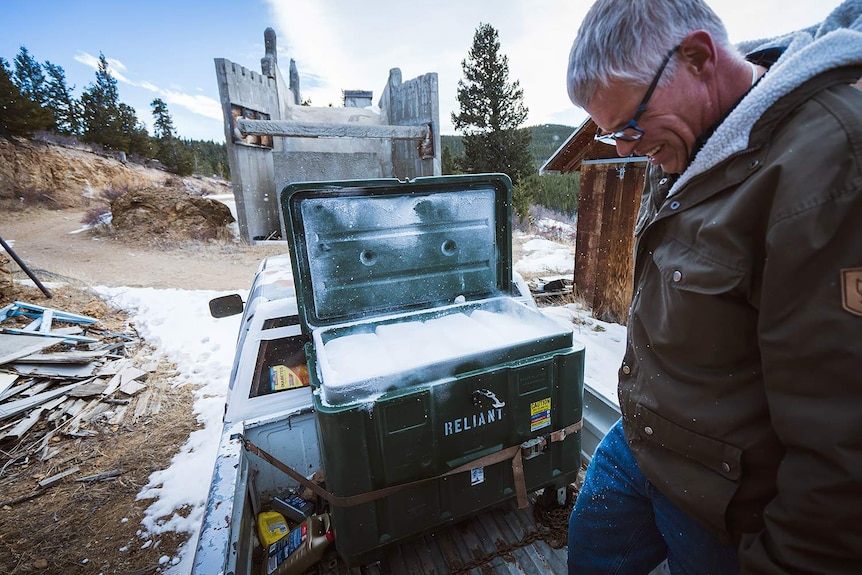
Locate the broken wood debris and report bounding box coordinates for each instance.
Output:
[0,299,167,485]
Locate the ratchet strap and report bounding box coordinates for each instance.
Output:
[235,418,582,510]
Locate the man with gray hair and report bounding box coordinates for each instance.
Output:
[565,0,862,573]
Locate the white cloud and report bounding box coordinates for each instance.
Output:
[261,0,844,136]
[162,90,223,121]
[73,50,221,123]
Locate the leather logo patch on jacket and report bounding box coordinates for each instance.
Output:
[841,268,862,316]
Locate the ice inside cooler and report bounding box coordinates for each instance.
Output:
[312,296,574,405]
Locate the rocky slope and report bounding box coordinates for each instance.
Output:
[0,136,230,209]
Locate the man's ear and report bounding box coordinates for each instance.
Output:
[678,30,717,76]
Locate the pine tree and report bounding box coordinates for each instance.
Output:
[80,53,127,150]
[43,61,81,135]
[452,23,535,186]
[150,98,193,175]
[12,46,47,106]
[0,57,52,138]
[119,102,151,158]
[151,98,175,140]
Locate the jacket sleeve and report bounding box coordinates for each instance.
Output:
[738,94,862,572]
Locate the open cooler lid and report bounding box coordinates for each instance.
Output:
[281,174,513,332]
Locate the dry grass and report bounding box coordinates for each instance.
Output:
[0,284,200,574]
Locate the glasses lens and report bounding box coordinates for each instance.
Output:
[594,127,643,145]
[616,127,643,141]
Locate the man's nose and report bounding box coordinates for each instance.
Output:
[615,139,638,157]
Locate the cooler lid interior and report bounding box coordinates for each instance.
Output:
[281,174,513,331]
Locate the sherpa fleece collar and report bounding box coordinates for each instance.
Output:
[668,0,862,197]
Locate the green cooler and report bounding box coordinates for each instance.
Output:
[281,174,584,566]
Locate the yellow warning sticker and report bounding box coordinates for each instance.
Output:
[530,397,551,432]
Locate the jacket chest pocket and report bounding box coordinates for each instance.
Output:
[637,237,757,364]
[652,238,746,295]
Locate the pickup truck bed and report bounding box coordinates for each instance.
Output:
[194,253,612,575]
[338,490,573,575]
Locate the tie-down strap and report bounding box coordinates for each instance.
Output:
[236,418,582,510]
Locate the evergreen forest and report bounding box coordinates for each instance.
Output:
[1,46,228,179]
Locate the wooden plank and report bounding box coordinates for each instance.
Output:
[8,301,98,325]
[98,358,131,377]
[0,371,19,396]
[37,465,80,488]
[0,377,36,402]
[47,397,75,423]
[107,403,129,426]
[120,366,148,384]
[67,399,107,434]
[0,382,86,421]
[10,362,98,379]
[15,350,108,365]
[75,469,123,482]
[67,382,109,397]
[1,327,97,343]
[0,333,57,365]
[0,393,64,443]
[61,398,87,419]
[19,380,51,397]
[119,379,147,396]
[39,308,54,333]
[132,388,153,419]
[1,407,45,443]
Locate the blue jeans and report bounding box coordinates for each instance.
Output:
[567,419,740,575]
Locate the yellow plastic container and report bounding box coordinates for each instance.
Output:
[257,511,289,547]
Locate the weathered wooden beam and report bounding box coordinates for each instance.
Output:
[16,350,108,365]
[37,465,80,488]
[0,333,57,365]
[236,118,428,141]
[1,327,98,344]
[75,469,124,482]
[0,381,87,421]
[7,301,97,325]
[0,488,46,507]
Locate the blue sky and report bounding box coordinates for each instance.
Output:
[1,0,845,142]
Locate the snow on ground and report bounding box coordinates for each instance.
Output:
[95,230,625,573]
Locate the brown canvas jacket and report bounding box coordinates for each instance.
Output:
[619,61,862,573]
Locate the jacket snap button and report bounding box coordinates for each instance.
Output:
[749,159,761,170]
[644,426,654,435]
[670,200,680,210]
[659,177,668,185]
[722,462,731,473]
[622,365,631,375]
[672,270,682,282]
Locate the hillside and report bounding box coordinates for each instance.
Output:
[441,123,578,168]
[0,137,229,211]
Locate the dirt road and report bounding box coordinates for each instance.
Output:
[0,208,285,291]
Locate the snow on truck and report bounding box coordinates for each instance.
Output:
[191,174,608,575]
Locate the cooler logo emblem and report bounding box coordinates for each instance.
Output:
[841,268,862,317]
[444,406,505,436]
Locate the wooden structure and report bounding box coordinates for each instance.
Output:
[215,29,440,243]
[540,118,647,324]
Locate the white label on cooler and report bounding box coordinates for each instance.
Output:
[471,467,485,486]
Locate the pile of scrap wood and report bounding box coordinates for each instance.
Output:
[0,301,164,466]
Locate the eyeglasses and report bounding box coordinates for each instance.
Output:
[594,44,680,146]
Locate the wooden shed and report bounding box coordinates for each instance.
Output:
[540,118,647,324]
